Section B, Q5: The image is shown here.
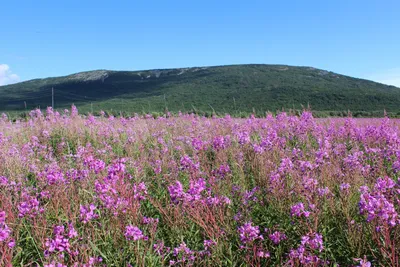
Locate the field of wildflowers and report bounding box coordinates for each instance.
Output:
[1,106,399,266]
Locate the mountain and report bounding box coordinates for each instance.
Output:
[1,64,399,116]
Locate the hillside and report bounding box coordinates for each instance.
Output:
[1,64,399,116]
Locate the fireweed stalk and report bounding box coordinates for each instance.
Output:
[1,107,400,265]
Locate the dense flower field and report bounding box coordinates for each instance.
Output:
[1,107,400,266]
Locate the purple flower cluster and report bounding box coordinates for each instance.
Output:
[269,231,287,245]
[179,155,200,172]
[170,242,196,266]
[153,240,171,258]
[354,256,372,267]
[44,262,67,267]
[94,180,129,215]
[0,211,11,242]
[290,202,310,218]
[340,183,351,192]
[168,178,230,207]
[288,233,324,265]
[238,222,263,245]
[79,204,99,224]
[359,180,399,227]
[44,224,78,258]
[133,182,148,201]
[191,137,205,151]
[237,131,251,145]
[18,191,44,218]
[40,167,65,185]
[83,156,106,174]
[125,225,147,241]
[212,135,231,151]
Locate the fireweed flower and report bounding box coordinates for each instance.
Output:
[374,176,396,193]
[186,178,206,201]
[71,104,79,117]
[253,144,265,154]
[83,157,106,174]
[203,239,217,251]
[0,211,11,242]
[359,177,399,226]
[68,223,78,238]
[44,224,78,257]
[212,135,231,151]
[133,182,148,201]
[142,216,159,228]
[0,176,8,186]
[44,262,67,267]
[200,239,217,257]
[359,190,398,226]
[242,187,258,206]
[288,233,324,265]
[168,179,230,207]
[238,222,263,245]
[269,231,287,245]
[168,181,185,204]
[80,204,99,224]
[256,250,270,258]
[179,155,199,171]
[340,183,351,192]
[171,242,195,266]
[94,180,129,215]
[18,192,44,218]
[237,131,251,145]
[298,161,315,172]
[317,187,332,197]
[125,225,147,241]
[301,233,324,252]
[152,160,163,174]
[302,177,318,192]
[278,157,294,174]
[290,202,310,218]
[153,240,171,257]
[354,256,372,267]
[211,164,231,179]
[87,256,103,266]
[39,167,65,185]
[107,158,127,180]
[8,239,16,248]
[205,195,231,206]
[191,137,205,151]
[66,169,89,181]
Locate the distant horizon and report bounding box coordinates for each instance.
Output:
[1,63,399,89]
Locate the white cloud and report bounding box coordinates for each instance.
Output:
[367,68,400,87]
[0,64,20,86]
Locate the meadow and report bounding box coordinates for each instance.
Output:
[0,106,399,266]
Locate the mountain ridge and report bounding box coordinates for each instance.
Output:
[7,64,396,87]
[1,64,399,116]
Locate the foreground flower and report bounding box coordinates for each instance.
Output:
[269,231,287,245]
[0,211,11,242]
[290,202,310,218]
[238,222,263,245]
[125,225,147,241]
[80,204,99,224]
[288,232,325,265]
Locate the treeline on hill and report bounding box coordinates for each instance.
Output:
[1,64,399,117]
[3,108,396,121]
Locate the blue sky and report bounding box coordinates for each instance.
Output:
[1,0,400,86]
